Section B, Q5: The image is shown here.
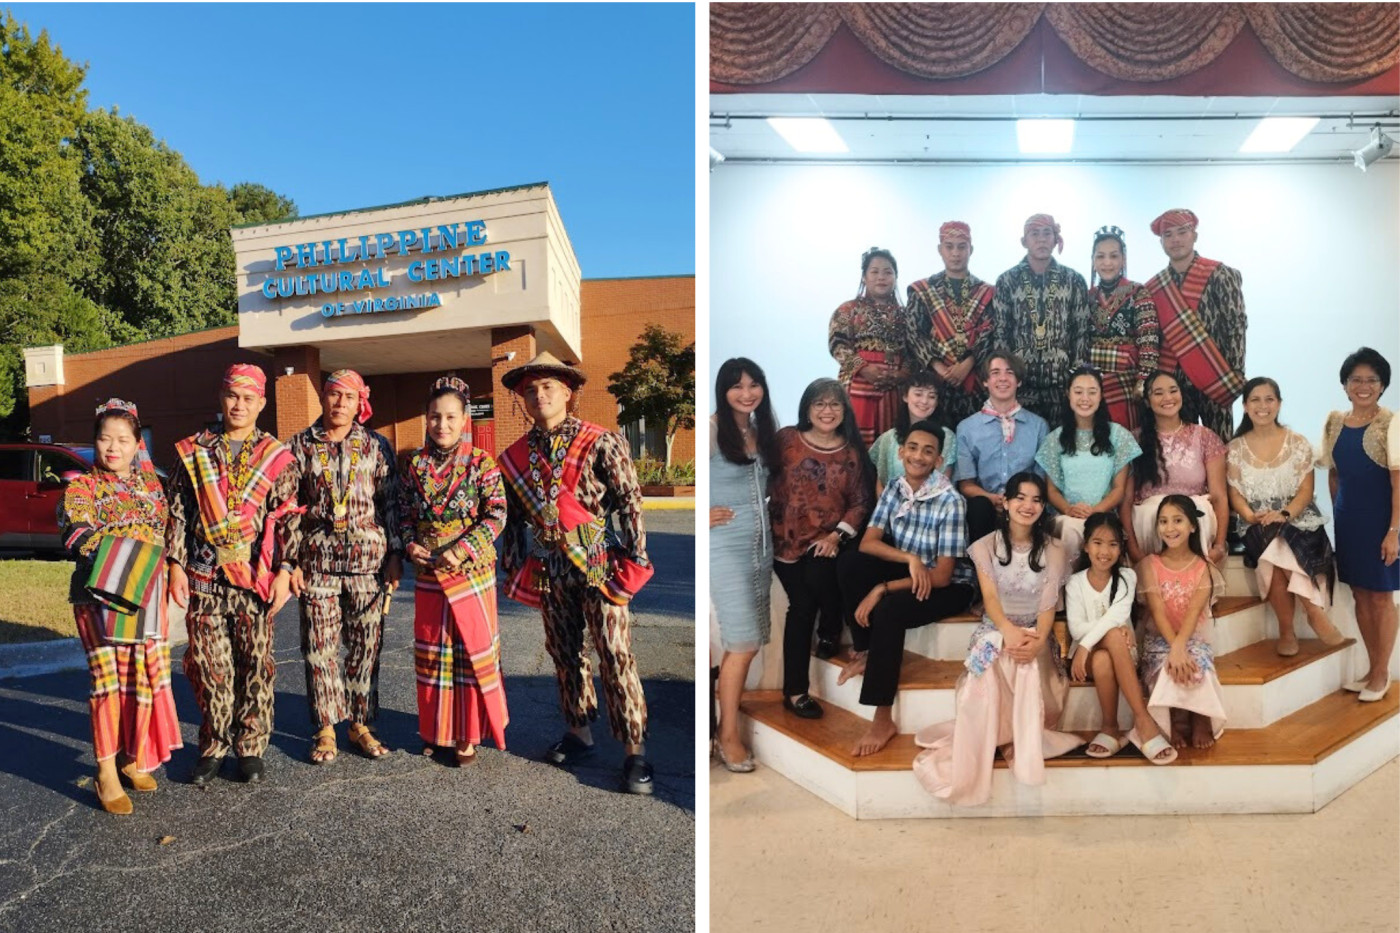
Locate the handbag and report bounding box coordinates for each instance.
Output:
[85,536,165,644]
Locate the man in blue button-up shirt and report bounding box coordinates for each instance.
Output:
[955,351,1048,544]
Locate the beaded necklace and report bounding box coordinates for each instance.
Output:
[528,429,569,543]
[220,434,255,510]
[317,432,362,534]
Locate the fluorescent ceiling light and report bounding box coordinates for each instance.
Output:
[1016,119,1075,154]
[1239,116,1319,153]
[767,117,848,153]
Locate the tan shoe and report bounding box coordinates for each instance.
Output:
[119,762,157,793]
[95,773,133,815]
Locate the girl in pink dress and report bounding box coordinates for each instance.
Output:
[912,472,1080,806]
[1137,495,1228,750]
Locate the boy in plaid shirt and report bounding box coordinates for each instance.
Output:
[835,420,976,757]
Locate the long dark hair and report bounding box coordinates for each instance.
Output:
[894,369,946,442]
[856,246,900,305]
[1074,511,1128,605]
[1233,376,1284,439]
[93,410,140,441]
[791,377,877,497]
[995,471,1053,572]
[1131,371,1179,489]
[1059,366,1113,457]
[714,357,780,467]
[1155,494,1208,561]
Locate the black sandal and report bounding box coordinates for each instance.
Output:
[545,733,595,766]
[621,755,654,795]
[782,694,824,719]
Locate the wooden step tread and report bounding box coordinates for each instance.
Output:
[742,683,1397,773]
[821,637,1355,691]
[880,595,1263,629]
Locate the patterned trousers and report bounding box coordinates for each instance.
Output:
[1180,378,1236,445]
[184,583,276,758]
[540,569,648,744]
[299,572,387,729]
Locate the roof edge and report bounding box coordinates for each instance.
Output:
[231,181,552,231]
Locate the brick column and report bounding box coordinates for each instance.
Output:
[273,346,322,441]
[490,326,536,455]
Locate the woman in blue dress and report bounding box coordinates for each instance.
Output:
[710,358,780,770]
[1318,348,1399,702]
[1035,367,1141,563]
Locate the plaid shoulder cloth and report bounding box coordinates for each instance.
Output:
[498,421,608,606]
[907,274,994,393]
[175,430,299,597]
[1146,257,1245,407]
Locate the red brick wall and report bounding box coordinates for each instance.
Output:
[27,276,696,467]
[574,276,696,464]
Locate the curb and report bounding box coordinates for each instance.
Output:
[642,498,695,511]
[0,607,189,681]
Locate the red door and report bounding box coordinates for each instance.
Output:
[474,420,496,455]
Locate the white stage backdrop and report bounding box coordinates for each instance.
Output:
[709,161,1400,447]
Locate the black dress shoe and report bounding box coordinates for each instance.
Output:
[782,694,824,719]
[190,756,223,786]
[814,639,839,661]
[621,755,654,795]
[238,756,266,784]
[544,733,595,766]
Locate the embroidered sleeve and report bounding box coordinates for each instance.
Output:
[829,301,862,384]
[1036,540,1068,614]
[968,533,997,580]
[904,285,937,372]
[397,456,419,551]
[595,431,649,565]
[1132,285,1160,384]
[1198,424,1227,464]
[279,437,307,566]
[989,273,1014,356]
[373,433,402,555]
[1034,430,1065,492]
[840,449,874,534]
[451,453,507,567]
[58,475,99,557]
[1068,271,1092,367]
[1133,555,1160,601]
[270,452,301,565]
[869,431,895,488]
[1316,412,1342,469]
[1110,423,1143,477]
[166,459,194,568]
[1225,437,1246,494]
[1200,264,1246,377]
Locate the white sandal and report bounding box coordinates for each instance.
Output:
[1139,733,1179,765]
[1084,732,1124,759]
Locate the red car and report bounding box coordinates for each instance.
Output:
[0,443,102,553]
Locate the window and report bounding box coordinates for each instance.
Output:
[0,450,33,482]
[620,417,666,464]
[36,451,84,485]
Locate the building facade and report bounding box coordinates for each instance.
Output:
[24,182,694,465]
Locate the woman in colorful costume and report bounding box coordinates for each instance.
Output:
[399,376,509,765]
[60,399,183,813]
[1085,226,1160,431]
[829,247,909,444]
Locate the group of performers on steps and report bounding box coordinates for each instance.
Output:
[712,207,1399,807]
[62,353,658,815]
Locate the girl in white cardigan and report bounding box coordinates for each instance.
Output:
[1066,513,1177,765]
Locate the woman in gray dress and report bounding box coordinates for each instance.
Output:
[711,358,780,772]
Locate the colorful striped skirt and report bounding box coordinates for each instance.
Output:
[414,569,509,749]
[847,350,901,445]
[73,603,183,772]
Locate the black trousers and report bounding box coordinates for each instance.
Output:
[966,494,999,546]
[774,554,844,697]
[837,549,975,708]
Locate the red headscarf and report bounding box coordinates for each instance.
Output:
[939,221,971,243]
[1151,208,1199,236]
[324,369,373,424]
[1023,213,1064,254]
[223,364,267,398]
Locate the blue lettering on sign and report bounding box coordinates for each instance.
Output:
[464,220,487,246]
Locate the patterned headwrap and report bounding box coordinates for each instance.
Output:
[1023,213,1064,253]
[223,363,267,397]
[323,369,372,424]
[93,398,159,488]
[939,221,971,243]
[1151,208,1198,236]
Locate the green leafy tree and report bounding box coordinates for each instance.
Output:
[230,182,298,226]
[0,273,109,431]
[607,324,695,468]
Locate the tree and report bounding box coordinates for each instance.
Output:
[0,272,109,433]
[607,324,695,468]
[230,182,298,226]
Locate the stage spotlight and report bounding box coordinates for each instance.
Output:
[1354,126,1394,171]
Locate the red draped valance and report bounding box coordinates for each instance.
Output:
[711,3,1400,92]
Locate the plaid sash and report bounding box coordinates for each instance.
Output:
[1146,258,1244,407]
[908,276,994,394]
[499,422,608,606]
[86,536,166,644]
[416,566,509,747]
[176,431,298,598]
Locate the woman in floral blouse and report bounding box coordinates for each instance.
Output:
[829,247,910,444]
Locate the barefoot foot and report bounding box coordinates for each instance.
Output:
[1190,713,1215,749]
[836,652,868,687]
[1169,711,1190,749]
[851,719,897,757]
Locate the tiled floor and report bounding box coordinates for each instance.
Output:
[711,759,1399,933]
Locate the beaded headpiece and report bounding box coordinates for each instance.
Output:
[95,398,140,424]
[1090,226,1128,285]
[432,375,470,399]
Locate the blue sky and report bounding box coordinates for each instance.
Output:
[10,3,696,278]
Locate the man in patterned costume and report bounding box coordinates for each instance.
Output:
[168,364,299,785]
[989,213,1092,423]
[284,370,402,765]
[905,221,997,425]
[498,352,656,795]
[1146,208,1247,443]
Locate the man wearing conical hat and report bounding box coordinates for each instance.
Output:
[1144,208,1247,443]
[283,369,403,765]
[167,364,301,786]
[497,352,656,795]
